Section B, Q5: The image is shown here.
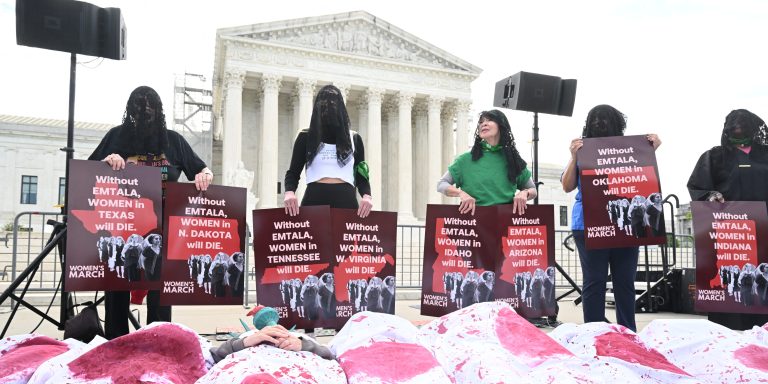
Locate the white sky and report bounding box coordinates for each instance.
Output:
[2,0,767,201]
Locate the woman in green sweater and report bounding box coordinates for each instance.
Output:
[437,109,536,213]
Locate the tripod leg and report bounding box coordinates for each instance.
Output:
[55,223,74,330]
[0,228,66,306]
[0,225,68,337]
[1,264,47,338]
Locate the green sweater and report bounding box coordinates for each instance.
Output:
[448,151,532,206]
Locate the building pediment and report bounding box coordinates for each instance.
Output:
[217,11,481,74]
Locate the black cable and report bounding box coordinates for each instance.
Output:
[29,278,62,333]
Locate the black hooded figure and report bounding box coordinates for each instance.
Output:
[89,85,211,339]
[687,109,768,330]
[283,84,373,218]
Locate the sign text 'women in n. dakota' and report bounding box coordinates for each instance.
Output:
[160,183,246,305]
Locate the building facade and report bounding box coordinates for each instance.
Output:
[212,11,482,222]
[2,12,579,232]
[0,115,110,229]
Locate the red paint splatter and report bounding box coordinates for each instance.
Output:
[0,336,69,380]
[339,342,439,381]
[594,332,689,375]
[68,324,207,383]
[495,307,573,365]
[241,373,282,384]
[734,344,768,372]
[455,357,469,372]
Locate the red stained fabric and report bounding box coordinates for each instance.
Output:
[68,324,207,383]
[0,336,69,380]
[734,344,768,373]
[594,332,689,375]
[339,342,439,382]
[495,307,573,363]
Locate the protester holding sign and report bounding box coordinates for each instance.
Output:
[687,109,768,330]
[561,104,661,331]
[283,84,373,218]
[437,109,536,214]
[88,86,212,339]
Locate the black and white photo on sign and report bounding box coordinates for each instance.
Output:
[513,267,556,311]
[346,276,395,313]
[279,273,336,320]
[443,270,496,309]
[186,252,245,297]
[604,192,664,238]
[95,233,163,282]
[717,263,768,307]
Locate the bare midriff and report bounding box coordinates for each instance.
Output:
[316,177,346,184]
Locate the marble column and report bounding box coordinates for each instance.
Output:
[427,96,444,205]
[413,100,428,219]
[383,98,398,212]
[455,99,473,154]
[364,88,384,205]
[441,103,457,204]
[397,91,415,222]
[296,78,316,134]
[258,73,282,207]
[222,69,246,186]
[214,114,224,141]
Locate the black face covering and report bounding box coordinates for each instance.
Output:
[721,109,766,147]
[317,90,344,138]
[582,105,626,139]
[590,117,610,136]
[121,87,165,155]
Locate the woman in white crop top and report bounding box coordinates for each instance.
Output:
[284,85,373,218]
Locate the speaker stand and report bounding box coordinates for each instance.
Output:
[528,112,582,324]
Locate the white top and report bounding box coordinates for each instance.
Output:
[306,135,355,186]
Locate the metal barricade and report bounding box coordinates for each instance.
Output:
[231,223,698,306]
[5,212,64,291]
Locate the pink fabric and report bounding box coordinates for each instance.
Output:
[0,335,69,383]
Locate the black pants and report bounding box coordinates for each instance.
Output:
[104,290,172,339]
[573,230,639,331]
[301,182,358,209]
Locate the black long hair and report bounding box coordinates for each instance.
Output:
[470,109,527,183]
[116,86,168,156]
[721,109,768,147]
[581,104,626,138]
[306,85,353,166]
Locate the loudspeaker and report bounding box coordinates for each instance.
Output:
[493,72,577,116]
[16,0,126,60]
[558,79,578,117]
[98,7,127,60]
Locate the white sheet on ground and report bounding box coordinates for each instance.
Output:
[195,344,346,384]
[639,319,768,383]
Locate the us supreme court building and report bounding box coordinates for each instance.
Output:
[212,11,482,223]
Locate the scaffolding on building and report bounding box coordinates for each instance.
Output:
[173,73,213,179]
